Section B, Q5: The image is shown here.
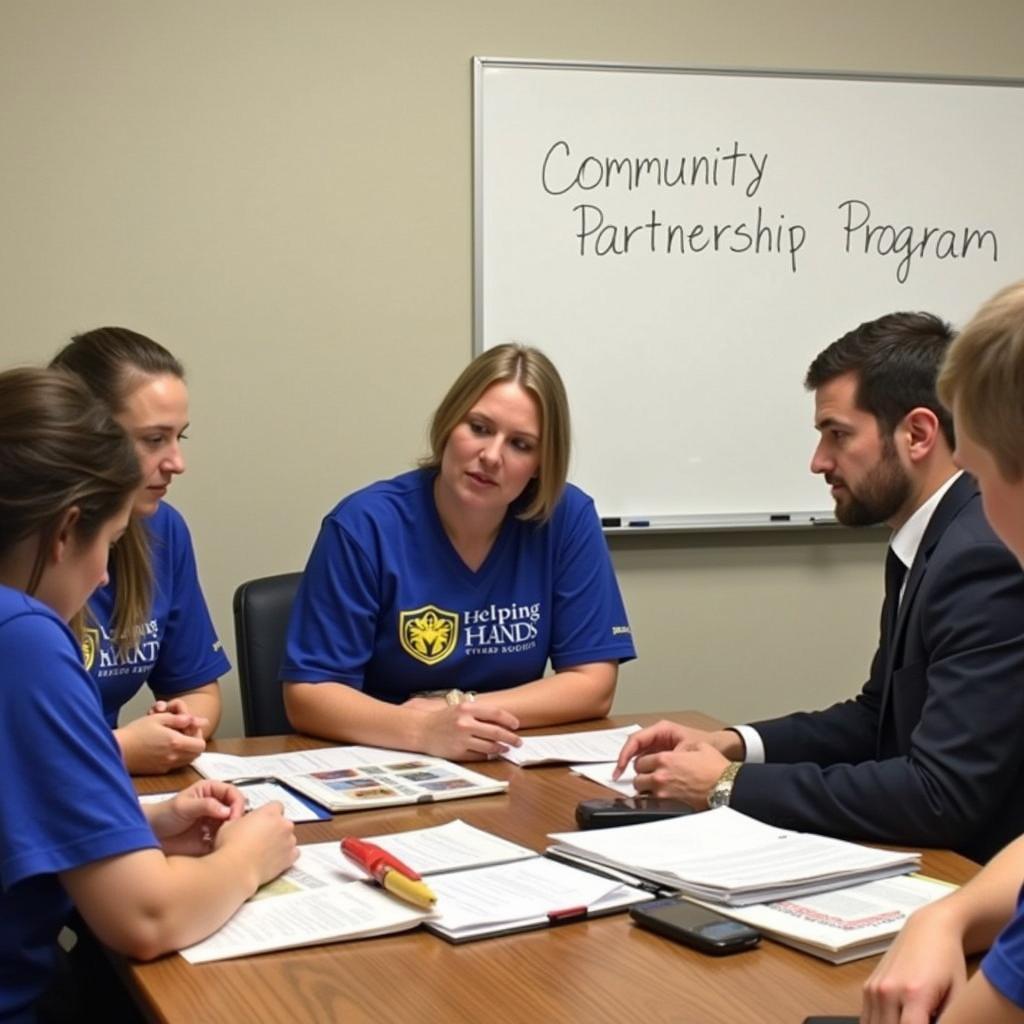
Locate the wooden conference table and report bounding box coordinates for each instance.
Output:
[128,712,978,1024]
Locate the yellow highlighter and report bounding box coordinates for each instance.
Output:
[341,837,437,910]
[381,867,437,909]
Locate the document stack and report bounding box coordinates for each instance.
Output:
[547,806,921,906]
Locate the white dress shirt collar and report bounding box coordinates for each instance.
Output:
[889,471,963,572]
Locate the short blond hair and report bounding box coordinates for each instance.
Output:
[938,280,1024,482]
[420,344,570,521]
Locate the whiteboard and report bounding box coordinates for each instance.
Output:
[473,59,1024,526]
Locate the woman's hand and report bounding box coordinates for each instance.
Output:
[144,780,246,856]
[402,695,448,711]
[214,803,298,889]
[414,702,521,760]
[116,710,208,774]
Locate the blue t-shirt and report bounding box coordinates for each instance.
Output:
[0,586,158,1023]
[282,469,636,702]
[982,882,1024,1009]
[85,502,230,726]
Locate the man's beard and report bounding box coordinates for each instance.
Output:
[831,444,912,527]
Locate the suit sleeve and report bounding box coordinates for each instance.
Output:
[731,540,1024,850]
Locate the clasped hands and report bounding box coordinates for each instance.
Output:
[402,694,522,761]
[612,720,744,808]
[117,697,209,774]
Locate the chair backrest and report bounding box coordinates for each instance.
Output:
[232,572,302,737]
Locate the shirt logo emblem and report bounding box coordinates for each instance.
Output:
[81,627,100,671]
[399,605,459,666]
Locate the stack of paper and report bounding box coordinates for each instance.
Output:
[697,874,956,963]
[192,745,508,812]
[548,807,921,906]
[501,725,640,767]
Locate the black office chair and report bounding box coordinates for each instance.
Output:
[232,572,302,737]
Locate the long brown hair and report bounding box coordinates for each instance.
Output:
[0,368,140,601]
[51,327,185,648]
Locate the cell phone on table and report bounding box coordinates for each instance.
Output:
[575,796,693,829]
[629,897,761,956]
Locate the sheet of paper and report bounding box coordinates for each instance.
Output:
[428,857,624,930]
[235,782,329,822]
[138,785,327,824]
[364,819,536,875]
[179,881,428,963]
[192,744,414,782]
[571,761,637,796]
[501,724,640,766]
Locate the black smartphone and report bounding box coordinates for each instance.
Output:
[629,898,761,956]
[575,796,694,829]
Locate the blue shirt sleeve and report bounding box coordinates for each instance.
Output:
[982,884,1024,1009]
[0,609,157,890]
[146,506,231,695]
[280,516,378,687]
[548,490,637,670]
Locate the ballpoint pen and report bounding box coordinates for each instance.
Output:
[340,837,437,909]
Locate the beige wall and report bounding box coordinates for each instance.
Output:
[2,1,1021,735]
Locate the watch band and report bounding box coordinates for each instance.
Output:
[707,761,742,809]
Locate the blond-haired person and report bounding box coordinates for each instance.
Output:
[283,344,635,760]
[864,279,1024,1024]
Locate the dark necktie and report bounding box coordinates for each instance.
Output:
[884,547,908,641]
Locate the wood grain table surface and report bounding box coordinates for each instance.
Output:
[126,712,978,1024]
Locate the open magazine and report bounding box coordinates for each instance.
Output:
[192,745,508,812]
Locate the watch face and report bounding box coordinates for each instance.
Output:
[708,783,732,809]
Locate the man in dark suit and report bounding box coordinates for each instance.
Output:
[615,312,1024,862]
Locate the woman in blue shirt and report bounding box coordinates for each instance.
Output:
[51,327,230,774]
[283,344,636,760]
[0,367,295,1023]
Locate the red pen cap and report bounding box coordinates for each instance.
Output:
[340,837,422,881]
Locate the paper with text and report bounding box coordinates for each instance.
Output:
[548,806,920,905]
[501,725,640,766]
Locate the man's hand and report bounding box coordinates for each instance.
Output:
[613,721,743,780]
[632,742,731,808]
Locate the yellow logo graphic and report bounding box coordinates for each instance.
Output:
[81,628,100,671]
[399,605,459,666]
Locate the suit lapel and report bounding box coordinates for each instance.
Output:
[879,474,978,723]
